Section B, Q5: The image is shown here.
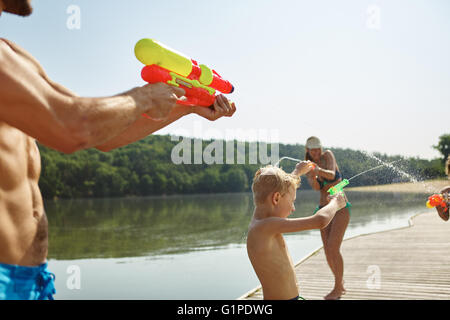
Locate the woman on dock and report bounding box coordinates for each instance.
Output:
[303,136,351,300]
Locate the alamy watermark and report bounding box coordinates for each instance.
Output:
[366,265,381,290]
[66,264,81,290]
[170,121,280,165]
[66,4,81,30]
[366,4,381,30]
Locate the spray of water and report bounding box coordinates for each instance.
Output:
[275,155,401,182]
[274,153,434,193]
[360,151,417,182]
[359,151,435,193]
[274,156,302,168]
[347,160,402,181]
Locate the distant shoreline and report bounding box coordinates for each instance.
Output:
[347,179,449,193]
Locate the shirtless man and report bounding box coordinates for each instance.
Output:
[247,165,346,300]
[0,0,235,299]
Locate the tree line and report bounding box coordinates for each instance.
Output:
[38,134,446,199]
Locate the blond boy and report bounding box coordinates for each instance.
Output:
[247,163,346,300]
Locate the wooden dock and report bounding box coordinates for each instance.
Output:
[239,211,450,300]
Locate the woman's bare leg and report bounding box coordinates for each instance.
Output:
[321,208,350,300]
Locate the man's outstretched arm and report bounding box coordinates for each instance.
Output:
[96,94,236,151]
[0,38,184,153]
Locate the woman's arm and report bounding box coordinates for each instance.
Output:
[291,161,313,177]
[302,150,338,190]
[291,161,321,190]
[305,172,321,190]
[316,150,338,181]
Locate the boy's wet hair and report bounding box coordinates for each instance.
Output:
[252,165,300,205]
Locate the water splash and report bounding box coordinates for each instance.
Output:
[360,151,417,182]
[360,151,435,193]
[274,152,438,194]
[348,160,402,181]
[274,156,302,167]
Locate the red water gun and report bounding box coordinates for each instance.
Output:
[426,193,448,210]
[134,38,234,108]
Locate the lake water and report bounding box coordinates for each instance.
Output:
[45,190,429,299]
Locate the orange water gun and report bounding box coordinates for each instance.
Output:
[134,39,234,108]
[426,193,449,210]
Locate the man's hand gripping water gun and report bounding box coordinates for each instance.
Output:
[134,39,234,119]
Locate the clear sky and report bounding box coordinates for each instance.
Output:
[1,0,449,159]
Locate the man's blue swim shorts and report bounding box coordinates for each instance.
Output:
[0,262,56,300]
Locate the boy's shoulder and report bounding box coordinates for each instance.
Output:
[249,216,285,235]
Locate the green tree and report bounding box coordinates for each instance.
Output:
[433,133,450,164]
[139,174,154,195]
[224,167,249,192]
[37,134,445,199]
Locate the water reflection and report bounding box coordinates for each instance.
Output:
[343,191,426,227]
[45,190,428,260]
[46,193,254,260]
